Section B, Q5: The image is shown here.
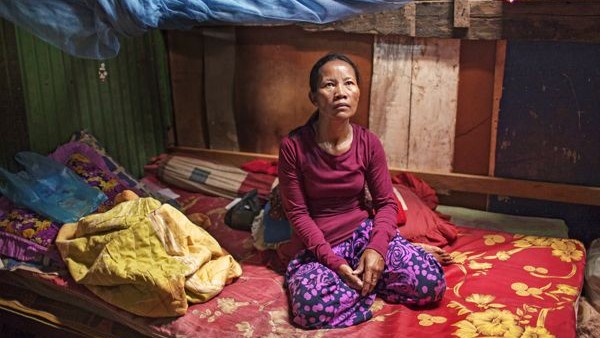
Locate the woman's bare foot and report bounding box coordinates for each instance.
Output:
[413,243,454,265]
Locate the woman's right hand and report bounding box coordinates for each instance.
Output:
[336,263,364,291]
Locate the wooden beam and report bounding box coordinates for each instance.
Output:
[454,0,470,28]
[296,0,600,43]
[399,169,600,208]
[301,3,416,36]
[488,39,506,177]
[170,147,600,206]
[502,0,600,42]
[171,146,278,168]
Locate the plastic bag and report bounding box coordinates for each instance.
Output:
[0,151,107,223]
[225,189,261,231]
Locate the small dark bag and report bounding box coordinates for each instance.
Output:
[267,185,287,221]
[225,189,261,231]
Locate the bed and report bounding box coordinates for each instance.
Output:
[0,145,589,338]
[1,0,598,335]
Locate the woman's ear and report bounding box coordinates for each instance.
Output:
[308,91,316,106]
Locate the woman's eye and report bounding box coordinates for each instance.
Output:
[345,81,355,86]
[325,83,335,88]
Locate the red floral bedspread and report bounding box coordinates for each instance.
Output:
[0,180,585,338]
[152,180,586,338]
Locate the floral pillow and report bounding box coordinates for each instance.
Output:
[0,204,61,263]
[64,152,131,212]
[0,148,135,264]
[70,130,151,196]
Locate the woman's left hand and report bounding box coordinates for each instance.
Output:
[353,248,384,296]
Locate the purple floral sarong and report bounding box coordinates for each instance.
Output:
[285,218,446,329]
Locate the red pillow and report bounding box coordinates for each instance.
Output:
[392,172,439,210]
[394,185,458,247]
[390,188,407,225]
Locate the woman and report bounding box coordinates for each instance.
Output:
[278,53,446,329]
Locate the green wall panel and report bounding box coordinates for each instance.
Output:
[0,18,28,171]
[12,26,172,178]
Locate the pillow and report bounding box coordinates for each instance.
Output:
[394,184,458,247]
[241,159,278,176]
[49,141,112,174]
[0,204,61,263]
[392,172,439,210]
[158,154,277,200]
[0,150,133,264]
[63,152,133,212]
[70,130,151,196]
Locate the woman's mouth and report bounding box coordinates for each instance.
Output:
[334,103,350,109]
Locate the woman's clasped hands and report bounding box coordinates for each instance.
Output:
[336,248,384,296]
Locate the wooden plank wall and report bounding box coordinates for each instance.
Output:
[203,28,239,151]
[369,37,498,209]
[167,26,499,208]
[167,29,207,148]
[451,39,500,209]
[490,40,600,245]
[234,27,375,154]
[170,26,374,155]
[369,35,413,168]
[406,38,460,172]
[369,37,460,173]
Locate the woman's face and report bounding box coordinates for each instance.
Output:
[310,60,360,121]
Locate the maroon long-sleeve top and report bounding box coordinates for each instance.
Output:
[278,120,398,271]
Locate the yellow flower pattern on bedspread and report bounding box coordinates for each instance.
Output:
[4,182,587,337]
[148,217,585,338]
[51,187,581,337]
[445,234,584,338]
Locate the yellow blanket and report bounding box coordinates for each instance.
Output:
[56,197,242,317]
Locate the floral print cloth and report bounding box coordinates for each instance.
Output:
[0,149,136,263]
[285,218,445,329]
[64,152,132,212]
[0,207,61,262]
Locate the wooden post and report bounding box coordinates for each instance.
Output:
[488,40,506,177]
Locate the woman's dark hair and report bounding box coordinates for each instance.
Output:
[309,53,360,93]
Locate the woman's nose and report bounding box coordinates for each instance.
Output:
[334,84,347,99]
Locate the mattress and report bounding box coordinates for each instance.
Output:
[437,205,570,239]
[0,179,586,338]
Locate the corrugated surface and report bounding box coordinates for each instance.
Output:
[0,18,28,171]
[12,27,172,177]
